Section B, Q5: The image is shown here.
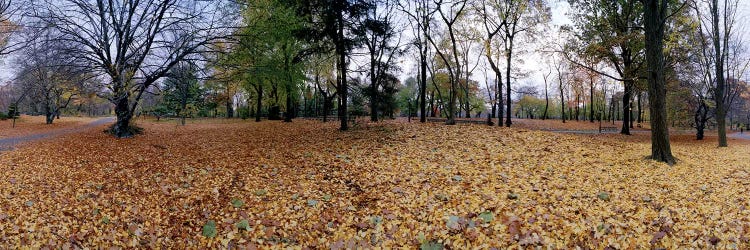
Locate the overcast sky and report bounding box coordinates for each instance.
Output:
[2,1,749,91]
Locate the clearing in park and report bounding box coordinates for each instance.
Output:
[0,117,748,248]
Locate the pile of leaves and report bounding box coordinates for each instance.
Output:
[0,119,749,248]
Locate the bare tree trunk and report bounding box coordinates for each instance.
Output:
[420,45,427,123]
[112,93,135,138]
[643,0,675,164]
[46,113,54,124]
[712,0,728,147]
[336,7,349,131]
[44,98,54,124]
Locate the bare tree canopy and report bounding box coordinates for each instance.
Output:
[0,0,27,56]
[30,0,235,137]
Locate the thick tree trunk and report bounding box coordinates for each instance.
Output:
[643,0,675,164]
[44,102,54,124]
[712,0,727,147]
[112,95,136,138]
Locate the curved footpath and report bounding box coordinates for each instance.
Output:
[0,117,114,151]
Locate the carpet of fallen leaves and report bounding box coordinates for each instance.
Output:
[0,116,99,138]
[1,119,750,249]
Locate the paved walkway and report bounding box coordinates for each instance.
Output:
[548,129,750,141]
[0,117,114,151]
[729,132,750,140]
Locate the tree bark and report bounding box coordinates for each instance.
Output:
[44,99,54,124]
[112,93,135,138]
[643,0,675,164]
[420,43,427,123]
[336,6,349,131]
[712,0,728,147]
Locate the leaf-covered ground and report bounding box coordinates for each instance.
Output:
[0,116,99,138]
[0,119,749,248]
